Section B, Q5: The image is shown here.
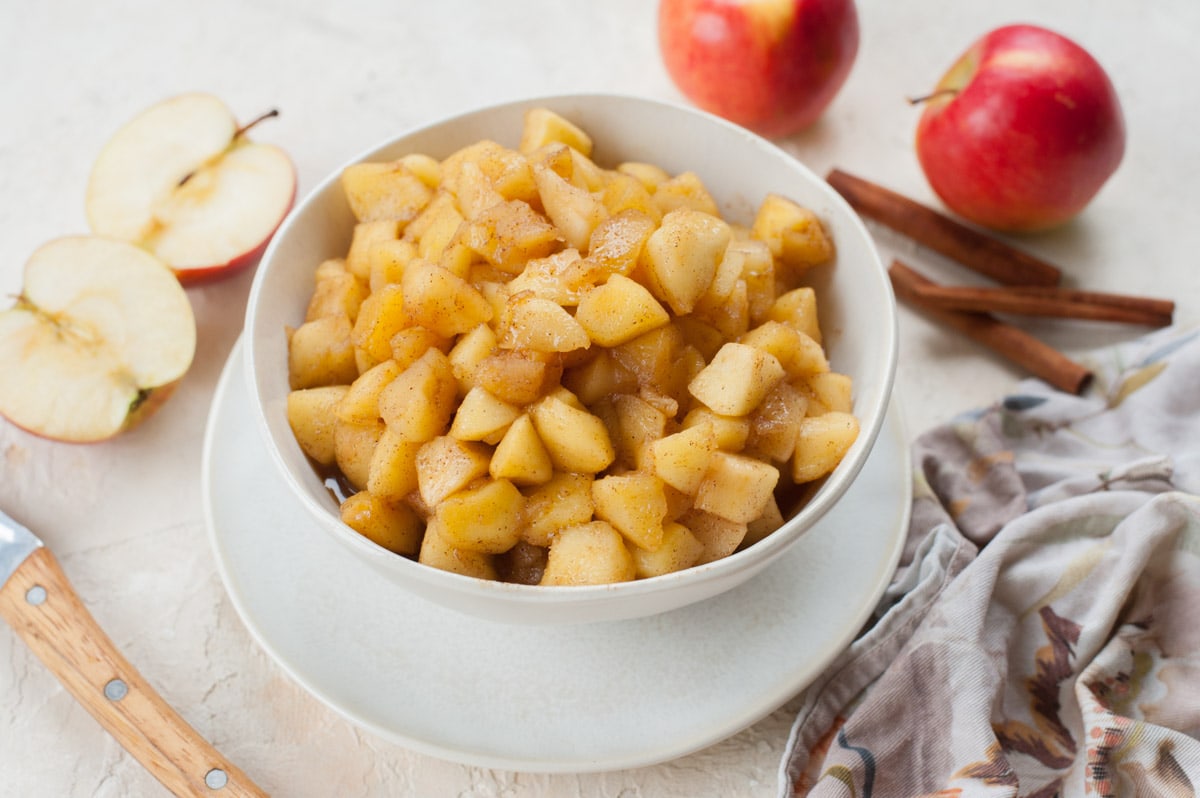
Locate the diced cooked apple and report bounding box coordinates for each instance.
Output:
[351,283,408,368]
[587,209,659,277]
[415,434,492,508]
[745,380,809,463]
[336,359,402,425]
[288,315,358,389]
[533,163,607,251]
[463,200,562,273]
[414,198,466,262]
[682,407,751,452]
[504,248,599,306]
[489,413,554,486]
[767,286,822,344]
[519,108,594,156]
[739,320,829,378]
[389,326,448,372]
[453,160,505,221]
[540,521,636,586]
[419,518,497,580]
[694,451,780,524]
[378,348,457,442]
[744,494,784,548]
[610,393,669,471]
[680,509,748,565]
[286,385,350,466]
[792,412,859,483]
[498,291,590,353]
[400,259,493,338]
[306,268,368,323]
[610,323,684,394]
[750,193,834,276]
[340,491,422,555]
[640,207,731,315]
[688,342,785,416]
[651,171,720,217]
[733,239,776,323]
[630,521,705,578]
[474,349,562,406]
[346,220,402,280]
[448,385,521,444]
[447,323,498,396]
[592,472,669,550]
[617,161,671,190]
[803,372,854,414]
[436,478,525,554]
[645,422,717,495]
[341,161,433,224]
[530,395,615,474]
[368,239,417,293]
[575,273,670,348]
[600,174,663,223]
[561,349,637,406]
[333,418,386,491]
[521,472,595,547]
[366,426,422,501]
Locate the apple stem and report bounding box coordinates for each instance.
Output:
[235,108,280,139]
[907,88,959,106]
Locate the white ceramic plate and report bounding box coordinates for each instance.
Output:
[202,340,910,773]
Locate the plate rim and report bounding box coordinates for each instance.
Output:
[201,338,910,773]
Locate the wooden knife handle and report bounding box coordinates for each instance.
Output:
[0,547,268,797]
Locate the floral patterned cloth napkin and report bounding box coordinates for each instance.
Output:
[779,325,1200,797]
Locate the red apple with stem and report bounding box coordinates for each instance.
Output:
[914,24,1126,232]
[658,0,859,138]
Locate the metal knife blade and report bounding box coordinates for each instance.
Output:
[0,508,267,797]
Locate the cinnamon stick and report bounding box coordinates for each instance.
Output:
[828,169,1062,287]
[907,283,1175,327]
[889,260,1093,394]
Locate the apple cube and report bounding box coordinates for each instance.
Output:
[575,274,670,348]
[792,411,859,483]
[680,509,748,565]
[561,350,637,406]
[388,326,448,372]
[630,521,706,579]
[288,315,358,390]
[489,413,554,486]
[521,472,595,547]
[505,248,598,307]
[745,380,809,463]
[346,220,402,280]
[475,350,562,406]
[530,395,615,474]
[378,348,457,442]
[463,200,563,273]
[498,291,590,353]
[600,174,663,223]
[415,435,492,508]
[453,160,505,221]
[694,451,780,524]
[617,161,671,189]
[651,171,720,217]
[641,207,731,315]
[611,393,668,471]
[341,161,433,224]
[340,491,422,555]
[306,268,368,323]
[436,478,525,554]
[744,494,785,548]
[540,521,636,586]
[366,426,422,502]
[533,163,607,251]
[418,518,497,580]
[336,359,402,425]
[682,407,751,452]
[645,422,717,495]
[592,472,669,551]
[368,239,417,293]
[767,287,822,344]
[351,284,408,367]
[688,342,785,416]
[447,323,498,396]
[587,209,659,277]
[286,385,350,466]
[750,194,834,276]
[448,385,521,444]
[519,108,594,156]
[740,321,829,378]
[401,260,493,339]
[803,372,854,414]
[333,419,386,491]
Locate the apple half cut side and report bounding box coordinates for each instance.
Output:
[85,93,297,283]
[0,236,196,443]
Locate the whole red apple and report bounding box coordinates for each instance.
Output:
[914,24,1125,232]
[658,0,859,138]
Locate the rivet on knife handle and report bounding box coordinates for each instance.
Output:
[0,546,268,797]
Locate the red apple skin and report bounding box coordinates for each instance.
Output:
[658,0,859,138]
[915,24,1126,233]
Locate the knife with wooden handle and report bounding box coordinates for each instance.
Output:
[0,508,267,797]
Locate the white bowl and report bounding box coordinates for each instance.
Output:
[244,93,896,625]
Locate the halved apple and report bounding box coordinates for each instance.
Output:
[85,93,296,283]
[0,236,196,442]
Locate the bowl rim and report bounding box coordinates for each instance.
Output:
[244,91,898,606]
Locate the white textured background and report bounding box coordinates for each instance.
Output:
[1,1,1198,795]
